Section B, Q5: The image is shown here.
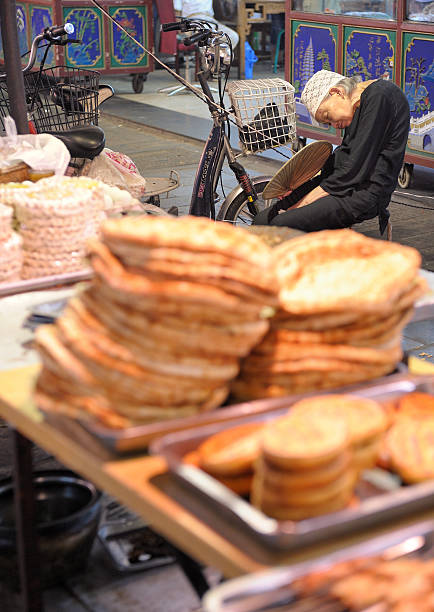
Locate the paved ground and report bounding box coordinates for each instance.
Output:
[1,61,434,611]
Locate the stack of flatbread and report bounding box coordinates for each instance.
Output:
[251,409,357,520]
[34,216,278,428]
[232,229,428,401]
[289,394,389,476]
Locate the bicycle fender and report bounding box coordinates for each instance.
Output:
[216,175,271,221]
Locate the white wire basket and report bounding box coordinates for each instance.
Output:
[227,78,296,155]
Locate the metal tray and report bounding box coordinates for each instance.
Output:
[202,519,434,612]
[73,367,408,454]
[0,268,92,297]
[150,373,434,552]
[48,295,434,454]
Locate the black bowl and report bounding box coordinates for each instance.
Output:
[0,470,102,589]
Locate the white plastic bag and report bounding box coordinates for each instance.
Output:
[0,116,70,175]
[79,148,147,199]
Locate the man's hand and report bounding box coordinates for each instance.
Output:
[295,185,328,207]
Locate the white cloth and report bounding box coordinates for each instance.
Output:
[174,0,213,17]
[173,0,239,48]
[301,70,344,120]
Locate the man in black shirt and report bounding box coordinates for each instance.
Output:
[253,70,410,234]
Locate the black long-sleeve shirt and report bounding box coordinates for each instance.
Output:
[320,79,410,215]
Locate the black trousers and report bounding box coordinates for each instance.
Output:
[252,154,389,234]
[269,195,379,232]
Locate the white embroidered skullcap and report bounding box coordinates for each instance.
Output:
[301,70,344,120]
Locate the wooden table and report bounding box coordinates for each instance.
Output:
[2,363,434,611]
[237,0,286,78]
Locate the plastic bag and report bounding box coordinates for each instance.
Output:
[0,116,70,175]
[80,148,147,199]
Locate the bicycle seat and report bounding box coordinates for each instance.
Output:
[47,125,105,159]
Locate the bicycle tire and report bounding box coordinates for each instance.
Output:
[218,177,277,226]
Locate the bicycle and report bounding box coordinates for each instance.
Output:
[0,23,113,170]
[160,18,297,225]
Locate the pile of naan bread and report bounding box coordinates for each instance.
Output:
[233,229,427,400]
[34,216,428,428]
[34,216,278,427]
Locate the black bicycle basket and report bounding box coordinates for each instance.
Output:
[0,65,100,132]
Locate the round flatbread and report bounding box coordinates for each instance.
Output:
[289,394,389,446]
[262,411,349,470]
[273,230,423,315]
[198,422,265,476]
[385,417,434,483]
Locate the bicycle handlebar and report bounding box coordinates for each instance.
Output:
[47,23,75,39]
[0,23,75,79]
[183,31,210,45]
[161,20,184,32]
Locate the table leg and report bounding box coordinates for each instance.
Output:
[13,429,43,612]
[169,545,211,599]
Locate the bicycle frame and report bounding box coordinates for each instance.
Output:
[189,121,225,218]
[188,70,258,219]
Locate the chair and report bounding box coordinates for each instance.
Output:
[159,39,203,96]
[349,217,392,241]
[273,28,285,73]
[157,1,204,96]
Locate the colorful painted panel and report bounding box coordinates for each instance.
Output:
[0,3,28,62]
[291,21,338,129]
[402,33,434,157]
[30,5,54,66]
[344,28,396,81]
[62,6,104,69]
[109,6,148,68]
[16,3,30,59]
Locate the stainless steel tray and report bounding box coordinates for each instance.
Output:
[150,373,434,552]
[0,268,93,297]
[202,519,434,612]
[39,296,434,454]
[73,367,408,454]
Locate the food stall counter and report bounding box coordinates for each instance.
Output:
[1,363,434,609]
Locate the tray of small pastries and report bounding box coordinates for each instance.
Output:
[0,176,143,295]
[202,518,434,611]
[150,374,434,552]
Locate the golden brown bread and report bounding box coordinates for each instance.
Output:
[197,422,264,477]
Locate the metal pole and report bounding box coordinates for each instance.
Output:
[0,0,28,133]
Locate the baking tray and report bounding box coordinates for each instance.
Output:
[150,373,434,553]
[71,367,407,454]
[0,268,93,297]
[47,296,434,454]
[202,519,434,612]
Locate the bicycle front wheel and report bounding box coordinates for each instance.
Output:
[217,176,277,226]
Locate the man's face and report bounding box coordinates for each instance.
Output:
[315,88,355,130]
